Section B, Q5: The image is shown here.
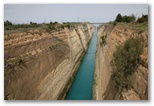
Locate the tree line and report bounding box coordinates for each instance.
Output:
[115,13,148,23]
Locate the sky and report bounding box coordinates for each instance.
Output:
[4,4,148,24]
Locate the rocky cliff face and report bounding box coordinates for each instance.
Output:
[4,23,95,100]
[94,22,148,100]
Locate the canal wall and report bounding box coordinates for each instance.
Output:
[94,23,148,100]
[4,23,95,100]
[65,30,97,100]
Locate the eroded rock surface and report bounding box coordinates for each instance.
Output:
[4,23,95,100]
[94,22,148,100]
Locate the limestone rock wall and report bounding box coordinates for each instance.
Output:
[4,23,95,100]
[94,23,148,100]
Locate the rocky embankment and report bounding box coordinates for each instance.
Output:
[94,22,148,100]
[4,23,95,100]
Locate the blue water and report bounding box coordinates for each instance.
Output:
[65,30,97,100]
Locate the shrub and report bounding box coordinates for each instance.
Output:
[100,36,106,45]
[66,24,70,29]
[48,25,55,30]
[61,24,71,29]
[111,37,144,92]
[113,21,117,26]
[60,25,64,29]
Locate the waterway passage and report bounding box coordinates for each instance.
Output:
[65,29,97,100]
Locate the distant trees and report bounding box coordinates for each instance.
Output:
[50,22,53,24]
[60,24,70,29]
[114,13,148,23]
[49,21,58,25]
[122,14,136,23]
[4,20,12,26]
[30,22,37,25]
[115,13,136,23]
[137,14,148,23]
[54,21,58,24]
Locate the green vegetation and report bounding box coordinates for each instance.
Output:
[4,21,39,30]
[115,14,123,22]
[137,14,148,23]
[109,21,117,26]
[127,21,148,31]
[60,25,64,29]
[49,21,58,25]
[4,20,77,35]
[54,21,58,24]
[48,25,55,30]
[112,21,117,26]
[115,13,135,23]
[111,37,144,92]
[30,21,37,25]
[4,20,12,26]
[100,36,106,45]
[110,20,148,32]
[60,24,70,29]
[114,13,148,24]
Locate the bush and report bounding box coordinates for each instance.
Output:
[60,25,64,29]
[66,24,70,29]
[100,36,106,45]
[111,37,144,91]
[60,24,71,29]
[113,21,117,26]
[48,25,55,30]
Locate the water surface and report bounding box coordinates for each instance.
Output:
[65,29,97,100]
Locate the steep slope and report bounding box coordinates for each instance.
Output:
[4,23,95,100]
[94,22,148,100]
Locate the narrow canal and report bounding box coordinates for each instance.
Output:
[65,27,97,100]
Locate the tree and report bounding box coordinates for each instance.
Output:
[54,21,58,24]
[30,22,37,25]
[131,14,136,21]
[111,37,144,91]
[122,14,136,23]
[4,20,12,26]
[50,22,53,24]
[137,14,148,23]
[115,13,123,22]
[115,13,136,23]
[30,22,33,25]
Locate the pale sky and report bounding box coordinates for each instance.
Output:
[4,4,148,24]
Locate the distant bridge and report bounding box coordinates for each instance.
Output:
[90,23,105,24]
